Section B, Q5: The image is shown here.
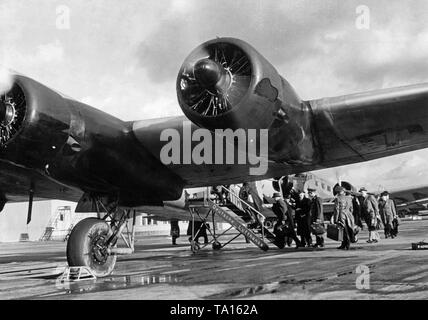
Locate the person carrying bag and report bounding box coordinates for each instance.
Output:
[332,187,355,250]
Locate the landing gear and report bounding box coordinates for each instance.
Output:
[66,218,117,278]
[264,219,274,229]
[66,198,138,277]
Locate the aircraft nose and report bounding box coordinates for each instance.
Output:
[193,58,223,88]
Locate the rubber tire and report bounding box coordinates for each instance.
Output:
[190,241,200,253]
[264,220,274,229]
[212,241,222,250]
[66,218,117,277]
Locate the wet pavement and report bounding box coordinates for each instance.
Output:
[1,220,428,300]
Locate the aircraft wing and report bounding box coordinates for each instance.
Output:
[309,83,428,168]
[389,186,428,206]
[132,82,428,188]
[387,186,428,215]
[0,157,82,205]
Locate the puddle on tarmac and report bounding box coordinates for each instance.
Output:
[50,273,181,296]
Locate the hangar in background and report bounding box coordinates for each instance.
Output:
[0,201,190,242]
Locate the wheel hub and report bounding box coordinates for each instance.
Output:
[91,235,109,265]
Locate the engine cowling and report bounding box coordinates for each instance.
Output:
[177,38,317,164]
[0,75,71,169]
[333,181,358,196]
[176,37,302,131]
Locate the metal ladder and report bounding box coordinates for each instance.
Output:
[39,209,63,241]
[187,186,284,252]
[39,227,55,241]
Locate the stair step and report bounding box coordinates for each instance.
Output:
[208,200,269,251]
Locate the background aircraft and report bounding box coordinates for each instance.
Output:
[1,37,428,276]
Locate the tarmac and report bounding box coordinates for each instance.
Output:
[1,219,428,300]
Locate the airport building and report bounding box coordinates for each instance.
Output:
[0,201,192,243]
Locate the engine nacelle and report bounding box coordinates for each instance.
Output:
[0,75,71,170]
[177,37,302,131]
[333,181,358,196]
[177,38,316,164]
[0,74,183,204]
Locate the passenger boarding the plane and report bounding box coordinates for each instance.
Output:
[360,187,381,243]
[378,191,397,239]
[333,187,356,250]
[308,188,325,248]
[271,192,302,249]
[295,191,312,247]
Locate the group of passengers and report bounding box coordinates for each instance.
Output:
[272,186,400,250]
[171,184,400,249]
[270,188,324,249]
[357,187,400,242]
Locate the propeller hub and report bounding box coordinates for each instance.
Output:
[0,99,15,126]
[193,58,224,88]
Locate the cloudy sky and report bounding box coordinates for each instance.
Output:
[1,0,428,191]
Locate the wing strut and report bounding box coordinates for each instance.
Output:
[26,182,34,224]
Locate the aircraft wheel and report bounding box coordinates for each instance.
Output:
[264,220,274,229]
[212,241,222,250]
[190,241,200,253]
[66,218,117,277]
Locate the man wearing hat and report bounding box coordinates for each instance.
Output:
[308,188,324,248]
[360,187,381,243]
[378,191,397,239]
[271,192,301,248]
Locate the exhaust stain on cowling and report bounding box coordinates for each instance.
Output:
[254,78,279,102]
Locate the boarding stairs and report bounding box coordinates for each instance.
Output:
[219,187,285,248]
[188,186,284,252]
[39,208,64,241]
[39,227,55,242]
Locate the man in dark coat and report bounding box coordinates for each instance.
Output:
[333,187,355,250]
[271,192,301,248]
[352,195,363,230]
[360,187,381,243]
[170,219,180,245]
[378,191,397,239]
[308,188,324,248]
[295,191,312,247]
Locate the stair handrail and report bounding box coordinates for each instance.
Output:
[219,185,266,220]
[39,206,71,241]
[217,185,267,239]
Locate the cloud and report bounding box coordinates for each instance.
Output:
[36,40,64,62]
[0,66,13,94]
[314,149,428,192]
[135,0,351,84]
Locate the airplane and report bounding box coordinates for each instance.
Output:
[1,37,428,277]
